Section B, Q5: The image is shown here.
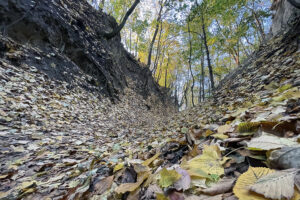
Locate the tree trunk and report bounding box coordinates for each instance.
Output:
[246,5,266,41]
[103,0,140,39]
[147,3,163,67]
[164,55,170,88]
[135,35,138,57]
[129,29,132,52]
[152,22,163,73]
[201,14,215,90]
[156,47,166,82]
[187,17,195,107]
[201,49,205,101]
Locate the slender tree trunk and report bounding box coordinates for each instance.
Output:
[201,14,214,90]
[103,0,140,39]
[147,2,163,67]
[156,47,165,83]
[187,17,195,107]
[129,29,132,52]
[165,69,168,87]
[152,22,163,73]
[198,76,202,103]
[247,5,266,41]
[184,83,189,108]
[135,35,138,57]
[201,50,205,101]
[165,55,170,88]
[241,40,250,57]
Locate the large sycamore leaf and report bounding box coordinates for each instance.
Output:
[250,169,299,200]
[115,171,150,194]
[247,133,298,151]
[234,167,275,200]
[185,145,225,177]
[233,167,300,200]
[159,168,182,188]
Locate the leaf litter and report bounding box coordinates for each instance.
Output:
[0,10,300,200]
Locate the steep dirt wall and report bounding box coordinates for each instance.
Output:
[0,0,172,106]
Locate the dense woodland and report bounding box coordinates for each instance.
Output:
[89,0,272,109]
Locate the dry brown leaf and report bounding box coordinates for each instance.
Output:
[115,171,150,194]
[168,191,185,200]
[201,177,236,195]
[250,169,299,200]
[92,176,114,195]
[143,184,163,199]
[185,193,225,199]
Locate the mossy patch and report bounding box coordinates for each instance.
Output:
[277,84,292,93]
[237,122,260,133]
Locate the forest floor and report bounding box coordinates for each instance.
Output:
[1,16,300,200]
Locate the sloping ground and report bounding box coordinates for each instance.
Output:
[0,1,300,200]
[0,0,170,101]
[0,44,174,199]
[0,0,175,199]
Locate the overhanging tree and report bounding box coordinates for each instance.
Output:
[103,0,140,39]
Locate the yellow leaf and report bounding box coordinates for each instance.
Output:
[115,171,150,194]
[233,167,273,200]
[211,133,228,140]
[159,168,182,188]
[185,145,224,176]
[21,181,36,189]
[156,193,169,200]
[113,163,124,173]
[204,129,214,137]
[142,153,160,166]
[217,125,231,134]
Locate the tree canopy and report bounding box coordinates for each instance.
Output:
[89,0,272,109]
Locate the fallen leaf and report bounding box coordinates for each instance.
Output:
[201,177,236,195]
[115,171,150,194]
[92,176,114,195]
[157,193,169,200]
[174,168,191,191]
[185,145,225,176]
[143,184,163,199]
[217,125,231,134]
[113,163,124,173]
[168,191,185,200]
[211,133,229,140]
[268,146,300,169]
[250,169,298,200]
[247,132,298,151]
[159,168,182,188]
[142,153,160,166]
[233,167,274,200]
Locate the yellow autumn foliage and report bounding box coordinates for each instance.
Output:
[184,145,226,177]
